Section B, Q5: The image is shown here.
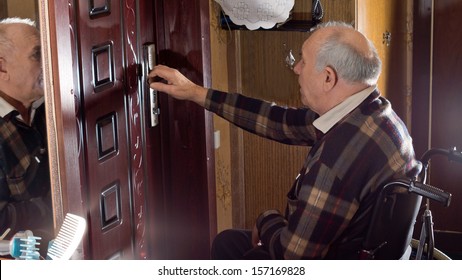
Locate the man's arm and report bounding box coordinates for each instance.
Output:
[149,65,319,145]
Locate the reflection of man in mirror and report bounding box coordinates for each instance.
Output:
[0,17,53,255]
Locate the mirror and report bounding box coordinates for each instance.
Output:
[0,0,54,257]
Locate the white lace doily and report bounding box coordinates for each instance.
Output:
[215,0,295,30]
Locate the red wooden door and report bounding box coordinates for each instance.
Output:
[413,0,462,257]
[148,0,216,259]
[73,0,145,259]
[46,0,215,259]
[426,0,462,256]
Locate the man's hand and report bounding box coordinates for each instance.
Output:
[148,65,208,107]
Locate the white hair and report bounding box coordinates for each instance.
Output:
[0,17,36,26]
[0,17,37,55]
[311,21,382,85]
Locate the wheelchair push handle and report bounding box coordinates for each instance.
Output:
[415,146,460,205]
[448,147,462,164]
[409,181,452,207]
[421,147,462,166]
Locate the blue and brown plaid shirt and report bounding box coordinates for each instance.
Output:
[205,88,421,259]
[0,98,52,240]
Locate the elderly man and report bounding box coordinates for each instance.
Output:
[148,21,421,259]
[0,17,52,253]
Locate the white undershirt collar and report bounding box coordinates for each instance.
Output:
[0,96,44,124]
[313,86,376,134]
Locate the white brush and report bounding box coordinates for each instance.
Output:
[46,213,86,260]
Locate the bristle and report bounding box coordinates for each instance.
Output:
[47,213,86,260]
[19,236,41,260]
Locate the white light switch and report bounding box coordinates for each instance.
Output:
[214,130,220,149]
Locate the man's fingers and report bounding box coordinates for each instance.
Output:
[148,64,175,79]
[149,81,171,93]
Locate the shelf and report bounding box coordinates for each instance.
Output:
[219,14,320,32]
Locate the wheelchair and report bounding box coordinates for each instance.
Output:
[359,147,461,260]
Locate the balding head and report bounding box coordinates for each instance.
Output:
[0,17,37,55]
[293,21,382,115]
[309,21,381,86]
[0,17,43,110]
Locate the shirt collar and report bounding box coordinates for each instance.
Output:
[30,97,44,122]
[313,86,376,134]
[0,96,44,124]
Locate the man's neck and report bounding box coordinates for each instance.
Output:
[0,90,31,123]
[320,82,370,116]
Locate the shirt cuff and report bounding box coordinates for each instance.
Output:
[203,88,215,111]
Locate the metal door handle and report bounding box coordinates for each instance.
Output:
[143,43,160,127]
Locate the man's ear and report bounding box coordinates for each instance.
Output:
[323,66,338,91]
[0,57,9,80]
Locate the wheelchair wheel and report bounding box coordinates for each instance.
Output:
[410,238,451,260]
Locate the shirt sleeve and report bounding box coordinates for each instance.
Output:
[204,89,319,146]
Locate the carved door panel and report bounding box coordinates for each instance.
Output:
[74,0,135,259]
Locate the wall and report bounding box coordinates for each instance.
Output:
[209,0,233,233]
[0,0,6,18]
[357,0,413,125]
[1,0,37,20]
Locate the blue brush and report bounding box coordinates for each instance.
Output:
[0,230,41,260]
[18,234,41,260]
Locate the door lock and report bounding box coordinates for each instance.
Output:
[143,43,160,127]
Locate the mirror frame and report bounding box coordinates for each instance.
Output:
[37,0,65,232]
[38,1,86,246]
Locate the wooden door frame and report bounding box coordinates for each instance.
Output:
[411,0,432,157]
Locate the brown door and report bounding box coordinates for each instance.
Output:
[413,0,462,257]
[45,0,215,259]
[148,0,216,259]
[73,0,149,259]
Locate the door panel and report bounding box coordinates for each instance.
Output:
[151,0,216,259]
[76,0,133,259]
[428,0,462,255]
[412,0,462,257]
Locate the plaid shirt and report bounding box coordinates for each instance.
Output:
[205,89,421,259]
[0,101,52,239]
